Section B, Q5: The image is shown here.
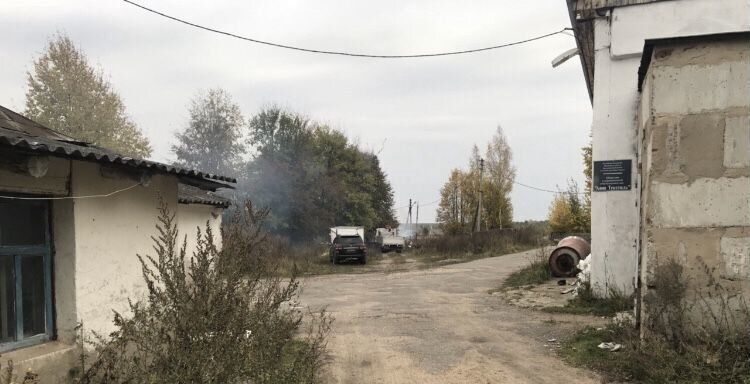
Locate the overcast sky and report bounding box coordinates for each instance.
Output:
[1,0,591,223]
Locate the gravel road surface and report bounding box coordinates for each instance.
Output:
[300,249,601,384]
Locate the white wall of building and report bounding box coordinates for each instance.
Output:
[176,203,223,258]
[588,0,750,295]
[70,161,178,337]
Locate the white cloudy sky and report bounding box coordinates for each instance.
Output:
[1,0,592,222]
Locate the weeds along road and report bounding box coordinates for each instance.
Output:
[300,249,601,384]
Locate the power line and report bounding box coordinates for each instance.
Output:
[121,0,571,59]
[395,198,440,211]
[394,179,585,210]
[512,180,587,195]
[0,183,142,200]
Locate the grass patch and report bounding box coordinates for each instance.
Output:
[561,324,750,384]
[561,260,750,384]
[501,247,550,288]
[560,326,634,379]
[542,283,633,316]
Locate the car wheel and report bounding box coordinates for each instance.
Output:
[361,255,367,265]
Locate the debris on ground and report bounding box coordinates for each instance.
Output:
[561,288,575,294]
[613,310,635,325]
[597,342,622,352]
[557,279,567,286]
[573,256,591,296]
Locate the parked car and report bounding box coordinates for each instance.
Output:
[374,227,404,253]
[329,226,367,264]
[380,235,405,253]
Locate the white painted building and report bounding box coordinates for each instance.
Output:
[565,0,750,296]
[0,105,232,379]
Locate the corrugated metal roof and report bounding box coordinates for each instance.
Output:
[0,105,236,185]
[178,183,231,207]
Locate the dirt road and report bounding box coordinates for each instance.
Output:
[300,249,601,384]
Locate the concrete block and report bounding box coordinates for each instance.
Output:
[650,177,750,227]
[724,115,750,169]
[721,236,750,280]
[652,62,750,114]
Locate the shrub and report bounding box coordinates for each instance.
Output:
[77,200,331,384]
[561,258,750,383]
[502,247,550,288]
[415,225,545,257]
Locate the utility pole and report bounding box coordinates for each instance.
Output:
[415,201,419,239]
[473,158,484,233]
[407,198,413,228]
[453,185,459,223]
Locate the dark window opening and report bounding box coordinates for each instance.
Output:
[0,257,15,343]
[0,200,52,350]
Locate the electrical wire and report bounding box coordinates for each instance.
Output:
[513,180,587,195]
[121,0,572,59]
[0,183,142,200]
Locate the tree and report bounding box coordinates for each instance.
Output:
[581,141,592,231]
[547,179,588,233]
[548,193,577,233]
[173,89,245,176]
[25,34,151,158]
[243,106,396,242]
[436,169,466,234]
[436,127,516,232]
[484,126,516,228]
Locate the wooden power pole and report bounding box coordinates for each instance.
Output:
[473,158,484,233]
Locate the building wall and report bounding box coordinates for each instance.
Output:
[588,0,749,295]
[639,39,750,318]
[70,161,179,337]
[176,203,223,258]
[0,156,227,375]
[0,156,70,196]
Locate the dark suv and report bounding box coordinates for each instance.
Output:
[330,235,367,264]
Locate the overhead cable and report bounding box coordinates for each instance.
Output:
[121,0,571,59]
[513,180,587,195]
[0,183,142,200]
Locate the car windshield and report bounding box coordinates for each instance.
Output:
[336,236,362,245]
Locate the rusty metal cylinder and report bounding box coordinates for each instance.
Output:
[549,236,591,277]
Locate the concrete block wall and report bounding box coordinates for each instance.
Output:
[586,0,749,297]
[639,39,750,315]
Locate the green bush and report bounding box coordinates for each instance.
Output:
[77,200,332,384]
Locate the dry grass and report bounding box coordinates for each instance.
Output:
[542,283,633,317]
[560,259,750,383]
[501,247,551,289]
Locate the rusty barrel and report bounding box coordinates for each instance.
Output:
[549,236,591,277]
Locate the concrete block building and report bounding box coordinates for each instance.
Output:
[638,33,750,319]
[565,0,750,299]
